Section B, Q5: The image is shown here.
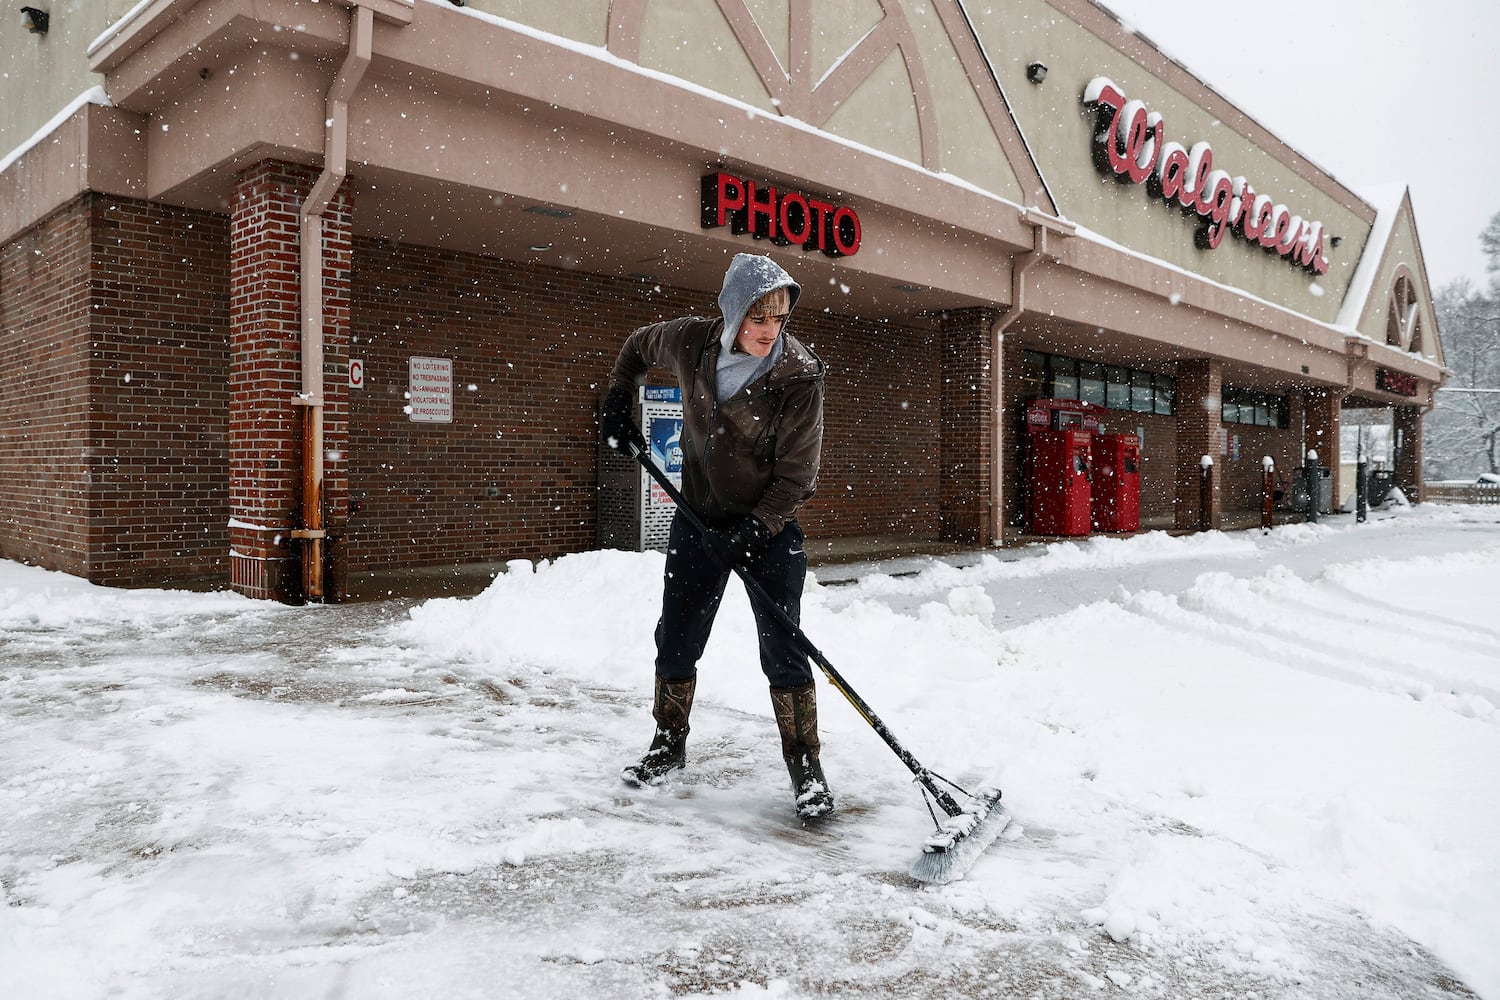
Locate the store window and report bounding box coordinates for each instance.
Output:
[1049,357,1078,400]
[1153,379,1174,415]
[1079,363,1106,406]
[1130,370,1153,413]
[1020,350,1049,398]
[1030,351,1175,416]
[1222,387,1287,428]
[1105,366,1131,409]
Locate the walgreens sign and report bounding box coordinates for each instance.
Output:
[1083,77,1329,275]
[700,171,861,257]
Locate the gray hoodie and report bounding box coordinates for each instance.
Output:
[715,254,802,402]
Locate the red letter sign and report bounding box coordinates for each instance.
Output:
[701,172,861,258]
[1083,77,1329,275]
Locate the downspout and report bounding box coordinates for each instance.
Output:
[988,208,1074,544]
[295,4,373,601]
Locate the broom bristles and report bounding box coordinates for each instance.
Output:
[908,787,1007,885]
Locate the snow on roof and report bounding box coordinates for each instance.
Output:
[1334,182,1408,332]
[88,0,174,58]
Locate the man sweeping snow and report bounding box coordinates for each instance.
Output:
[600,253,832,819]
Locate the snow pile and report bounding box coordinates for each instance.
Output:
[401,507,1500,995]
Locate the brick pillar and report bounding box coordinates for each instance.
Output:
[1393,405,1423,502]
[1174,359,1223,530]
[1296,389,1344,515]
[228,161,352,600]
[939,309,995,543]
[1303,387,1339,463]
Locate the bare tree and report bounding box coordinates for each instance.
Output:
[1427,268,1500,479]
[1482,213,1500,274]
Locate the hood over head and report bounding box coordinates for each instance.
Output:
[717,253,801,356]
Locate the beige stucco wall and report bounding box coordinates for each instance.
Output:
[965,0,1372,326]
[456,0,1024,204]
[637,2,778,114]
[458,0,610,46]
[1351,214,1442,362]
[818,45,924,168]
[894,1,1021,201]
[0,0,140,154]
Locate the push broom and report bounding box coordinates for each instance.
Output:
[627,441,1008,885]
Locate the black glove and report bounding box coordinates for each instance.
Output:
[600,387,646,456]
[701,516,773,568]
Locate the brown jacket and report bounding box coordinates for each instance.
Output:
[609,316,825,535]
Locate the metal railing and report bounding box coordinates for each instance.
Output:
[1425,481,1500,505]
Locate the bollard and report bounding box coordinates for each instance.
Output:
[1356,459,1368,523]
[1261,456,1275,531]
[1199,455,1214,532]
[1304,449,1320,524]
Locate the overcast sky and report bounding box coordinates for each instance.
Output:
[1096,0,1496,293]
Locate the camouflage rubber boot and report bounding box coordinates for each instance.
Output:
[621,674,696,786]
[770,683,835,819]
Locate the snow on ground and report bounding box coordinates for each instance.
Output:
[2,504,1498,999]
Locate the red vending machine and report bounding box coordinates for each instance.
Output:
[1029,428,1094,536]
[1091,433,1141,532]
[1024,400,1105,537]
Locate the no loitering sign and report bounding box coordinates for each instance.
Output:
[408,356,453,423]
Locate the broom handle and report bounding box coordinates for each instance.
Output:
[631,444,964,817]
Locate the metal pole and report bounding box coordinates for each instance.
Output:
[1355,427,1368,523]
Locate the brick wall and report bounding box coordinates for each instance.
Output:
[1303,388,1341,507]
[938,309,994,543]
[350,238,632,568]
[1117,412,1178,524]
[0,199,92,575]
[347,240,943,572]
[1219,425,1299,514]
[806,311,941,539]
[1393,405,1422,501]
[1173,359,1223,529]
[88,196,230,585]
[0,194,231,585]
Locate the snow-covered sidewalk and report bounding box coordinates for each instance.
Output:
[3,504,1498,999]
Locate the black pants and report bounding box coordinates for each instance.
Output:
[654,512,812,689]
